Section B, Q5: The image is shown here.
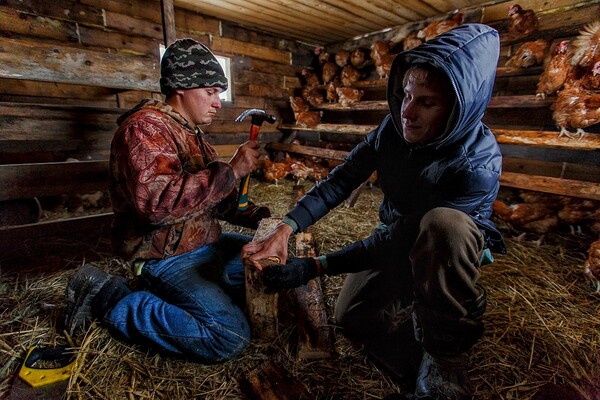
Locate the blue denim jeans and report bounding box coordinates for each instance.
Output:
[102,233,251,363]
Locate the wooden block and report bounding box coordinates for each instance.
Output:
[243,217,283,341]
[240,360,309,400]
[294,232,336,360]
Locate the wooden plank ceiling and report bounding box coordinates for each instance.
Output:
[174,0,493,45]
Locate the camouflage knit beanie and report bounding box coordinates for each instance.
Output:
[160,38,228,95]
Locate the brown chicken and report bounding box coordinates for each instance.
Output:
[578,61,600,90]
[536,40,573,99]
[417,11,464,42]
[493,200,555,227]
[336,87,364,107]
[571,21,600,69]
[262,154,292,184]
[584,239,600,291]
[552,83,600,139]
[505,39,549,68]
[295,110,322,128]
[290,96,310,118]
[301,67,320,87]
[315,47,330,66]
[375,53,395,80]
[370,40,390,66]
[507,4,539,40]
[304,158,330,181]
[322,61,338,84]
[326,79,341,103]
[301,84,324,108]
[341,65,362,87]
[335,50,351,68]
[351,48,367,68]
[290,160,313,184]
[403,31,423,51]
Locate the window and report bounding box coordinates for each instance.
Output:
[158,44,232,102]
[215,55,232,102]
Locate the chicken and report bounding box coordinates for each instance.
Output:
[304,158,330,181]
[375,53,395,80]
[336,87,364,107]
[551,83,600,139]
[557,199,600,225]
[578,60,600,90]
[571,21,600,69]
[301,67,320,87]
[290,96,310,118]
[290,160,313,185]
[301,84,324,108]
[351,48,366,68]
[505,39,549,68]
[507,4,539,40]
[493,200,555,227]
[322,61,338,84]
[584,239,600,292]
[536,40,573,99]
[340,65,362,87]
[370,40,395,80]
[370,40,390,66]
[326,79,341,103]
[315,47,330,66]
[417,11,464,42]
[295,110,322,128]
[403,31,423,51]
[335,50,351,68]
[262,155,292,184]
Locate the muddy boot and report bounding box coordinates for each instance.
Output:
[414,351,471,399]
[65,263,130,336]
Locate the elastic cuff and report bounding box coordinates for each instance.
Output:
[282,215,299,233]
[317,255,328,275]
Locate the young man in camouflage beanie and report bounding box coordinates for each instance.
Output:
[65,38,271,363]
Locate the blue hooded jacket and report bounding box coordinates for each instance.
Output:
[287,23,506,273]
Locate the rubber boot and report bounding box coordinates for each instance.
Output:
[414,351,472,400]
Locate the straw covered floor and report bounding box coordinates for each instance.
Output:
[1,179,599,399]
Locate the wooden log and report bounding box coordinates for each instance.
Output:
[267,142,348,161]
[493,129,600,150]
[240,360,309,400]
[294,232,336,360]
[0,37,160,91]
[243,217,283,341]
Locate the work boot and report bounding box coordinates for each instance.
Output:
[413,351,472,400]
[65,263,112,336]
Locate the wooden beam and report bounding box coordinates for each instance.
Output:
[0,161,109,201]
[267,143,349,161]
[500,172,600,201]
[493,129,600,150]
[278,123,377,135]
[161,0,177,46]
[0,37,160,91]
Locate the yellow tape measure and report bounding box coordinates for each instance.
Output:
[18,345,77,387]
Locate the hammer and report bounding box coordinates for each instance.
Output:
[235,108,276,211]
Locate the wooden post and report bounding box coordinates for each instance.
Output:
[160,0,176,46]
[294,232,337,359]
[243,217,283,340]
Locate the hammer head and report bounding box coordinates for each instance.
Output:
[235,108,276,126]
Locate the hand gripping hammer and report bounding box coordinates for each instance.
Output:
[235,108,276,211]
